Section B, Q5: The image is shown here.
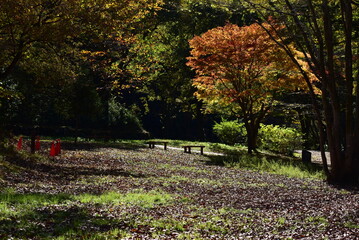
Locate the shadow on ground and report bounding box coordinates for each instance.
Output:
[0,192,128,239]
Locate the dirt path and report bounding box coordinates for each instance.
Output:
[295,150,331,166]
[166,145,225,156]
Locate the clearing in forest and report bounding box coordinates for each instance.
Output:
[1,142,358,239]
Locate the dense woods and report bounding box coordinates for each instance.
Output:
[0,0,358,186]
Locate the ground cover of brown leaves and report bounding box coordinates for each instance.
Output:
[1,142,358,239]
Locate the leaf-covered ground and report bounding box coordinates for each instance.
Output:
[1,142,358,239]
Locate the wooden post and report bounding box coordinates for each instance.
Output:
[302,150,311,163]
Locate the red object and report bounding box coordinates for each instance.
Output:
[35,136,41,151]
[17,137,23,150]
[55,139,61,155]
[50,141,56,156]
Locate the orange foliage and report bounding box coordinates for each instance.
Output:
[187,22,310,113]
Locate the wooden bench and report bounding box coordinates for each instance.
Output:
[146,141,168,150]
[182,145,205,155]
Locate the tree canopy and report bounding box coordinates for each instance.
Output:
[0,0,162,81]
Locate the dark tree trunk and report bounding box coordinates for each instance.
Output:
[246,126,259,154]
[243,116,261,154]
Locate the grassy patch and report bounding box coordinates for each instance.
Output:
[305,216,329,230]
[344,222,359,229]
[53,229,131,240]
[193,177,224,187]
[0,188,71,220]
[75,189,173,208]
[223,154,325,179]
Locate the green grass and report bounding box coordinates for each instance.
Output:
[0,188,173,221]
[223,153,325,180]
[344,222,359,229]
[0,188,175,239]
[0,189,71,220]
[75,189,173,208]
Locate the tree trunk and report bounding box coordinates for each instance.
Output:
[329,154,359,185]
[244,120,259,154]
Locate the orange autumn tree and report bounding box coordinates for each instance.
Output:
[187,23,309,153]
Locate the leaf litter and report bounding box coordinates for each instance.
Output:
[0,142,358,239]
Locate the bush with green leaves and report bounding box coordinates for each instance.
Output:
[213,119,246,145]
[258,124,302,155]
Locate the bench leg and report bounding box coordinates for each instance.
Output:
[164,143,167,150]
[184,147,190,153]
[200,147,204,155]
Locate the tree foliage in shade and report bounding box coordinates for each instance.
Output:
[124,0,244,139]
[0,0,163,82]
[245,0,359,185]
[187,22,311,153]
[0,0,163,151]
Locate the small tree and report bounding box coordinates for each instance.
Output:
[187,23,309,153]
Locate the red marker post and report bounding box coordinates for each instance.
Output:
[50,141,56,157]
[35,136,41,151]
[55,139,61,155]
[17,136,23,150]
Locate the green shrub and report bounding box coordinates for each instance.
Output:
[258,124,302,155]
[213,119,246,145]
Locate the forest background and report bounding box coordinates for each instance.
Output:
[0,0,310,141]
